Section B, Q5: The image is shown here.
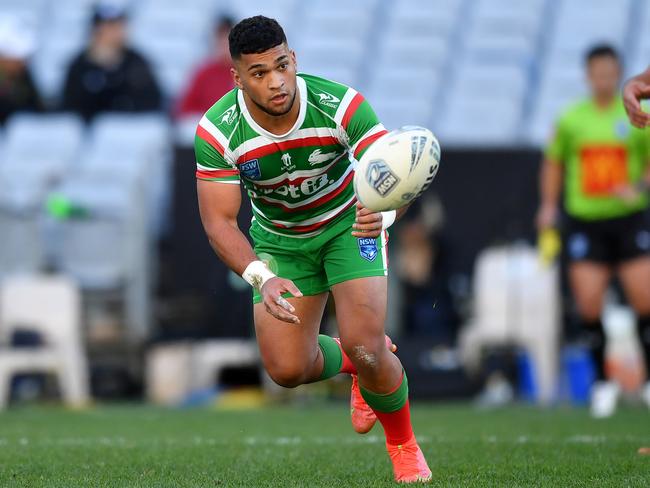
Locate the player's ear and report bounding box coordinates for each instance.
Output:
[290,49,297,71]
[231,66,243,90]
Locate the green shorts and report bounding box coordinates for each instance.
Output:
[250,207,388,303]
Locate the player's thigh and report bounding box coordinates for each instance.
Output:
[618,256,650,315]
[568,261,611,320]
[254,293,329,373]
[330,276,388,352]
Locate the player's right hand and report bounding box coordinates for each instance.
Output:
[261,277,303,324]
[623,79,650,128]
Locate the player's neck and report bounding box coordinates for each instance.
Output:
[243,91,300,136]
[592,94,616,109]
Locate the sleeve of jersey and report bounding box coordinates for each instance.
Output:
[544,115,569,164]
[341,92,388,160]
[194,125,240,184]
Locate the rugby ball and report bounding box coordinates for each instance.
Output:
[353,126,440,212]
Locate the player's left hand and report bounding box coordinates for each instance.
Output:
[352,202,383,238]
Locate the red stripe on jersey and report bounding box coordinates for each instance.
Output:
[238,136,339,164]
[252,155,345,190]
[257,170,354,212]
[272,198,357,233]
[196,168,239,179]
[341,93,365,129]
[197,125,225,156]
[353,130,388,159]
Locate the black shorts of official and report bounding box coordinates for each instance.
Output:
[563,210,650,264]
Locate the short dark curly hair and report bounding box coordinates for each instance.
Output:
[229,16,287,60]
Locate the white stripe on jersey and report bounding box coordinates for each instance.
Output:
[252,152,347,186]
[198,116,236,165]
[251,193,355,228]
[253,164,354,209]
[232,127,340,161]
[350,123,387,156]
[252,218,327,239]
[380,230,389,276]
[334,87,359,125]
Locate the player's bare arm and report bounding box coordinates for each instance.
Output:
[197,180,302,323]
[623,67,650,128]
[536,157,563,230]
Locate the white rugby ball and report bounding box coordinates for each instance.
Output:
[353,126,441,212]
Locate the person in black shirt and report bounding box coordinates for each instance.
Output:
[62,3,162,121]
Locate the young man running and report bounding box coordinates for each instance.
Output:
[195,16,431,483]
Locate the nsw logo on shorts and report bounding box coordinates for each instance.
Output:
[240,159,261,180]
[357,237,378,262]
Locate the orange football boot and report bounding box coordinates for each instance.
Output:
[387,436,432,483]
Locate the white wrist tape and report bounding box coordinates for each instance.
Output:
[242,260,276,290]
[381,210,397,231]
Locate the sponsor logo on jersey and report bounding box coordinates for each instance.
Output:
[308,149,339,166]
[281,153,295,171]
[219,105,237,125]
[357,237,378,262]
[255,174,332,199]
[366,160,400,197]
[240,159,261,180]
[316,91,341,109]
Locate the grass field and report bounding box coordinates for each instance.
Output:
[0,403,648,487]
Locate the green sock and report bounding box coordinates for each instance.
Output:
[317,334,343,381]
[359,372,409,412]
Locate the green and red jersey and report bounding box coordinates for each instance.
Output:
[195,73,387,237]
[546,96,650,220]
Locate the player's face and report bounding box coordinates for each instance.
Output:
[231,43,298,117]
[587,56,621,100]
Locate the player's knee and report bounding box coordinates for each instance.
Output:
[265,363,307,389]
[340,335,387,371]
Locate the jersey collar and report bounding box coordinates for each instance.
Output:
[237,76,307,140]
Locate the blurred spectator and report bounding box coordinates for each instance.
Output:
[175,15,235,118]
[0,17,42,125]
[395,196,457,342]
[62,3,162,122]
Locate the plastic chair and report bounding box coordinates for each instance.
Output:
[0,275,89,408]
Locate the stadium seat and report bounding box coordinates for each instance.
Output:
[46,173,152,339]
[372,99,435,131]
[439,97,522,146]
[0,275,89,409]
[527,66,587,146]
[88,113,171,237]
[366,67,440,108]
[2,113,85,181]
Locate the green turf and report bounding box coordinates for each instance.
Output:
[0,403,648,487]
